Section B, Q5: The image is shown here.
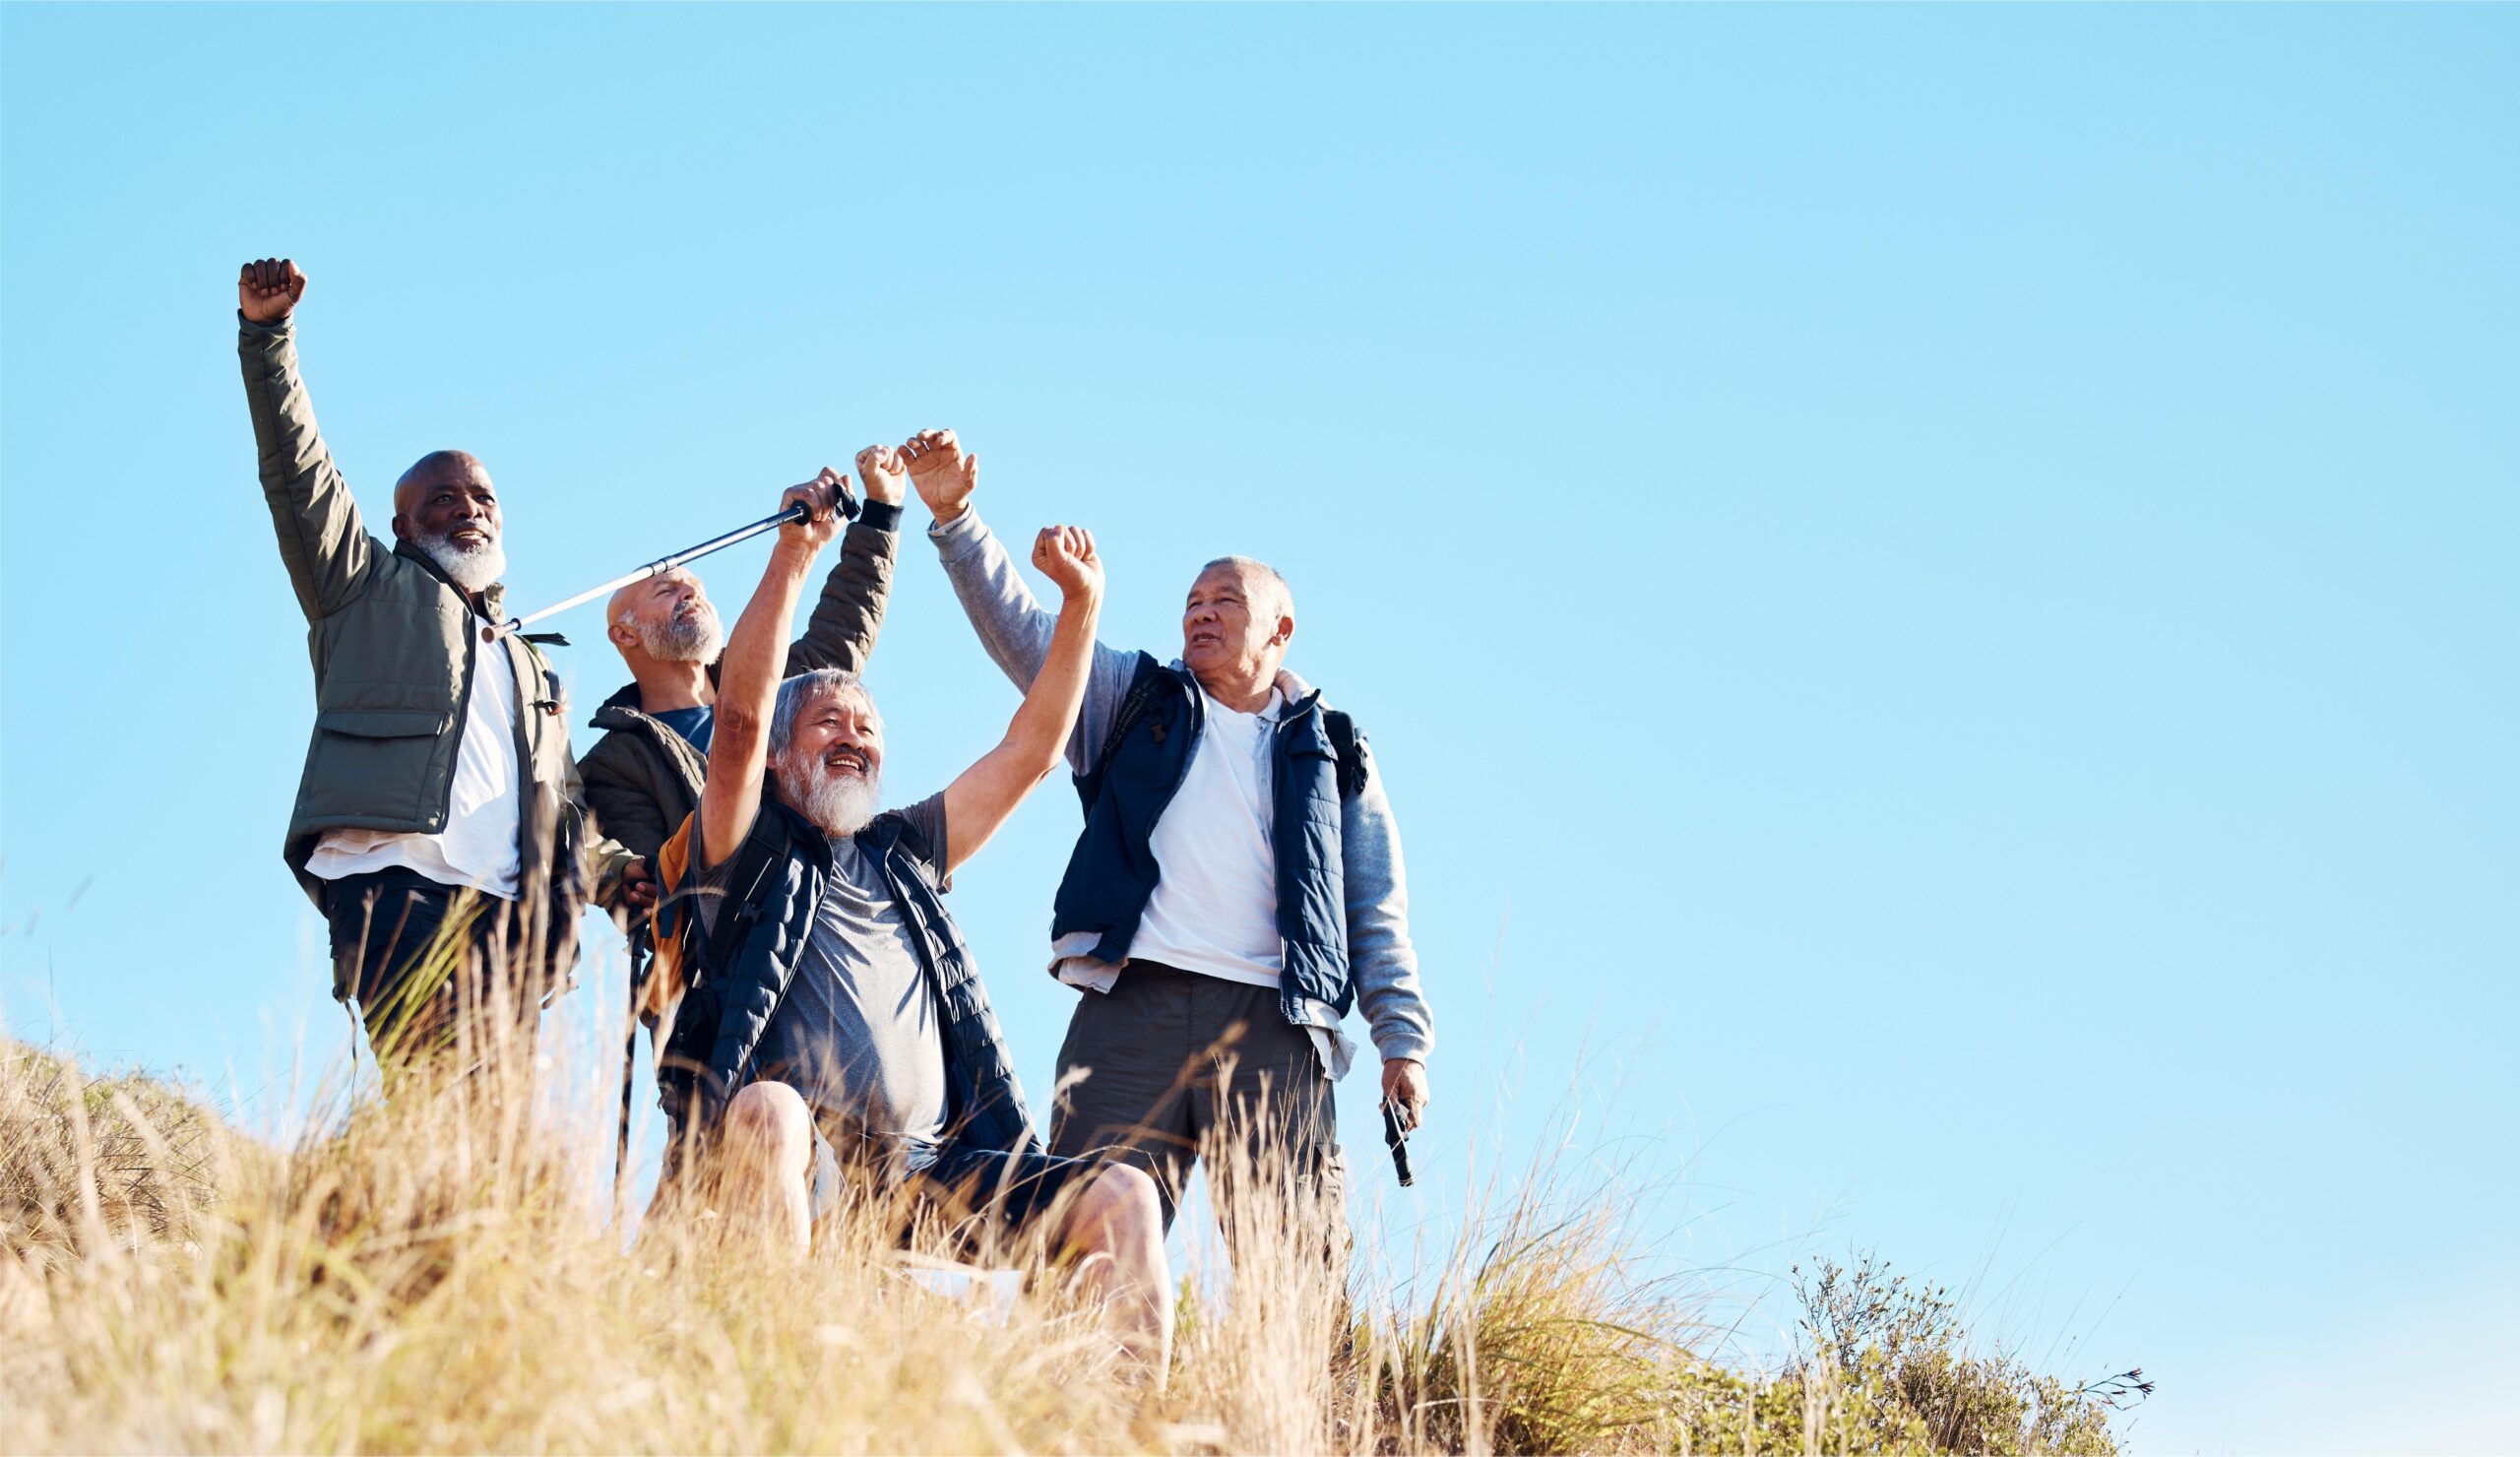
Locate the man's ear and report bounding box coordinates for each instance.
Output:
[607,619,638,652]
[1274,613,1296,651]
[389,512,412,543]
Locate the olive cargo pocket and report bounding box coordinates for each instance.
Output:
[300,709,454,824]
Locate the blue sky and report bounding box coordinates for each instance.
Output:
[4,6,2513,1451]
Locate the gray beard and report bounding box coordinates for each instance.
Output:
[638,605,724,664]
[416,532,507,593]
[780,755,882,839]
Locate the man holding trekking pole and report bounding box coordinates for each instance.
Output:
[904,428,1434,1235]
[236,257,651,1067]
[577,446,910,863]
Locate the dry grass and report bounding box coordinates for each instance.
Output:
[0,1020,2132,1455]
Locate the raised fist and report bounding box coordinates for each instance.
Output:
[237,257,306,324]
[1032,524,1103,605]
[853,444,909,508]
[779,467,850,552]
[901,428,978,524]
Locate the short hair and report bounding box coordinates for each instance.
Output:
[769,668,880,759]
[1201,555,1294,622]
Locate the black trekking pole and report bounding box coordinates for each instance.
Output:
[489,480,860,642]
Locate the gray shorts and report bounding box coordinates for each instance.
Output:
[1047,961,1343,1230]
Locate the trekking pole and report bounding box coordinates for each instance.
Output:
[489,480,860,640]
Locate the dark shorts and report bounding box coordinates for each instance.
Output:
[808,1124,1102,1254]
[1048,960,1343,1232]
[321,867,536,1062]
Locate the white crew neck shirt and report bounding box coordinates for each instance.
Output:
[1121,685,1287,988]
[304,624,525,899]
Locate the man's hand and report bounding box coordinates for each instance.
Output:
[1381,1057,1430,1131]
[902,428,978,523]
[238,257,307,324]
[620,856,659,910]
[1032,525,1103,606]
[779,468,850,552]
[853,444,909,508]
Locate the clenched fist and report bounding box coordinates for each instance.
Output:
[902,428,978,524]
[238,257,306,324]
[1032,525,1103,606]
[853,443,909,508]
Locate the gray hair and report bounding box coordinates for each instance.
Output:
[769,668,881,760]
[1201,555,1294,622]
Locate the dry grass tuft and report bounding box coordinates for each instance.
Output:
[0,1025,2136,1455]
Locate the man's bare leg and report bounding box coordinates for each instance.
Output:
[1053,1163,1174,1389]
[721,1081,814,1260]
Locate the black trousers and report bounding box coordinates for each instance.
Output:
[322,868,538,1066]
[1047,961,1344,1235]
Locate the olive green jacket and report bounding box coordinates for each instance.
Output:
[240,315,636,996]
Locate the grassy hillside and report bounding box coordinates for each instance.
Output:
[0,1038,2140,1454]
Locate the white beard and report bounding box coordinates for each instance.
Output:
[417,531,507,592]
[638,602,724,664]
[781,755,882,838]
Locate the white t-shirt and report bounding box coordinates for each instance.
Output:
[304,629,525,899]
[1124,686,1286,989]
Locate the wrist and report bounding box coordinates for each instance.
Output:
[930,498,971,525]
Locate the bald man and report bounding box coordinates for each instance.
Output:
[576,447,909,865]
[236,257,649,1069]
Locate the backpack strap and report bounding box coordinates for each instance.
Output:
[1323,708,1371,799]
[1074,653,1172,811]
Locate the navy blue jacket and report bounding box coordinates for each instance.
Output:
[658,797,1040,1160]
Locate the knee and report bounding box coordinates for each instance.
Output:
[1081,1163,1164,1245]
[724,1081,813,1175]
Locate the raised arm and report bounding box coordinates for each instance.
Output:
[939,526,1106,874]
[696,469,848,868]
[909,429,1137,773]
[237,258,376,621]
[788,444,909,673]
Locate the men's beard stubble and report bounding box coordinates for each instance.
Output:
[640,606,724,665]
[782,754,882,839]
[417,532,508,593]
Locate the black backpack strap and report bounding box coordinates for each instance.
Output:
[1075,653,1171,810]
[1324,709,1371,799]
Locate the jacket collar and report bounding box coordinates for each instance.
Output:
[590,661,725,732]
[1166,660,1322,721]
[391,538,506,620]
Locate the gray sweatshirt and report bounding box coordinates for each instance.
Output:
[928,508,1434,1073]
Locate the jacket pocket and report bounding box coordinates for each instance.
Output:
[298,710,455,825]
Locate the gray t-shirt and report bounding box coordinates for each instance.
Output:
[702,793,953,1162]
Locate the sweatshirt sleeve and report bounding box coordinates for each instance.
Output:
[927,506,1140,775]
[1341,738,1433,1064]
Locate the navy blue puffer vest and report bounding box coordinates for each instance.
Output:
[1050,655,1356,1027]
[660,799,1040,1159]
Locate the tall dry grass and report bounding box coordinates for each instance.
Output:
[0,1010,2133,1455]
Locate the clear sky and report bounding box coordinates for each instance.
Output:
[3,6,2513,1451]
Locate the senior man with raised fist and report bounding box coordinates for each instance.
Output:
[904,427,1434,1242]
[235,258,650,1071]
